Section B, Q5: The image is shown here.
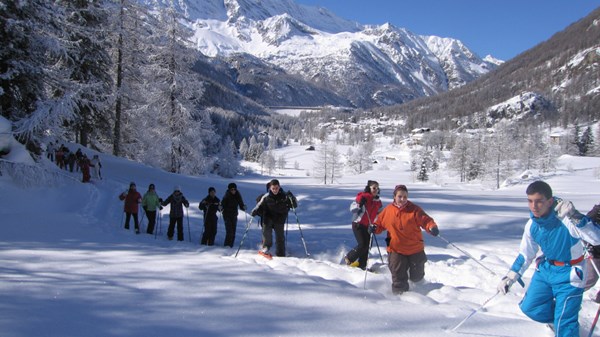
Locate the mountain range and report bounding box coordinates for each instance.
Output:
[182,0,500,110]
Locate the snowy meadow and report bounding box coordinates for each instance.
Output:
[2,138,600,337]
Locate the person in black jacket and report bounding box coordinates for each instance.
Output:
[251,179,297,258]
[199,187,220,246]
[221,183,246,248]
[161,186,190,241]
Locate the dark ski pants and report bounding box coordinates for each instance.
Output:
[346,223,370,270]
[388,250,427,294]
[223,213,238,248]
[168,217,184,241]
[201,216,218,246]
[145,210,157,234]
[262,220,285,257]
[124,212,139,230]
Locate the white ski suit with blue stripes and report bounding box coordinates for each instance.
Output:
[509,199,600,337]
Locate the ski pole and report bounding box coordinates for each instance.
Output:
[288,196,309,257]
[365,212,384,264]
[186,207,191,243]
[589,303,600,337]
[438,234,525,287]
[155,210,160,239]
[139,206,146,233]
[451,290,500,332]
[372,233,385,264]
[235,216,254,258]
[363,231,375,290]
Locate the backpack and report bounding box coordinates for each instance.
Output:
[349,201,364,223]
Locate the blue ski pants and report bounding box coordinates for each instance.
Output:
[519,261,585,337]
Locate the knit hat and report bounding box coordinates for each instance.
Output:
[208,187,216,193]
[228,183,237,190]
[393,184,408,195]
[129,182,136,188]
[174,185,181,192]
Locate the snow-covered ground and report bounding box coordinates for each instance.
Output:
[2,138,600,337]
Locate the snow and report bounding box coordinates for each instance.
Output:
[2,137,600,337]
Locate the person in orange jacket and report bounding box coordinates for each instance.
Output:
[344,180,383,270]
[373,184,439,294]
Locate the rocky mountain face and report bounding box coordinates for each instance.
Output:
[180,0,499,110]
[381,7,600,131]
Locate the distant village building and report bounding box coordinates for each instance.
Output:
[410,127,431,145]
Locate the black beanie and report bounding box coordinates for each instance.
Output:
[208,187,216,193]
[228,183,237,190]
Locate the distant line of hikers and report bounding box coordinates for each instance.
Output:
[44,141,102,183]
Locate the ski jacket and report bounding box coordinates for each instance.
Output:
[221,191,245,216]
[161,192,189,218]
[355,191,382,227]
[142,191,161,212]
[119,190,142,214]
[199,195,220,218]
[510,197,600,277]
[374,201,437,255]
[254,190,296,225]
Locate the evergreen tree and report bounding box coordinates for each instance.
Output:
[59,0,113,147]
[417,160,429,182]
[109,0,154,156]
[2,1,76,143]
[213,136,240,178]
[144,0,213,174]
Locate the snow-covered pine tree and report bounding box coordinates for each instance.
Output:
[417,160,429,182]
[109,0,155,157]
[238,138,249,159]
[3,1,77,143]
[143,0,213,174]
[59,0,113,147]
[213,136,240,178]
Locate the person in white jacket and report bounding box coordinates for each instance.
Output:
[497,180,600,337]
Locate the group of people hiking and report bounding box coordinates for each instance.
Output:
[118,182,246,245]
[117,177,600,336]
[45,141,102,183]
[345,179,600,337]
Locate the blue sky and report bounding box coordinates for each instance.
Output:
[294,0,600,60]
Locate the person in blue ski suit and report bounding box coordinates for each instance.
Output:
[498,181,600,337]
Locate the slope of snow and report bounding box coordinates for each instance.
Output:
[2,138,600,337]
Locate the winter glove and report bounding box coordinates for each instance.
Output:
[586,204,600,223]
[251,210,258,217]
[241,205,247,211]
[159,198,163,203]
[359,197,367,207]
[497,270,520,294]
[286,190,294,198]
[555,199,583,222]
[159,206,163,210]
[368,224,377,234]
[429,226,439,237]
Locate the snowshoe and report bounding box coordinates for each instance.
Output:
[258,250,273,260]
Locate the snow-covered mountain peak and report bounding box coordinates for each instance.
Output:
[181,0,501,107]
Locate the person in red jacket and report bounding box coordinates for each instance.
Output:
[373,184,439,294]
[119,182,142,234]
[344,180,382,270]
